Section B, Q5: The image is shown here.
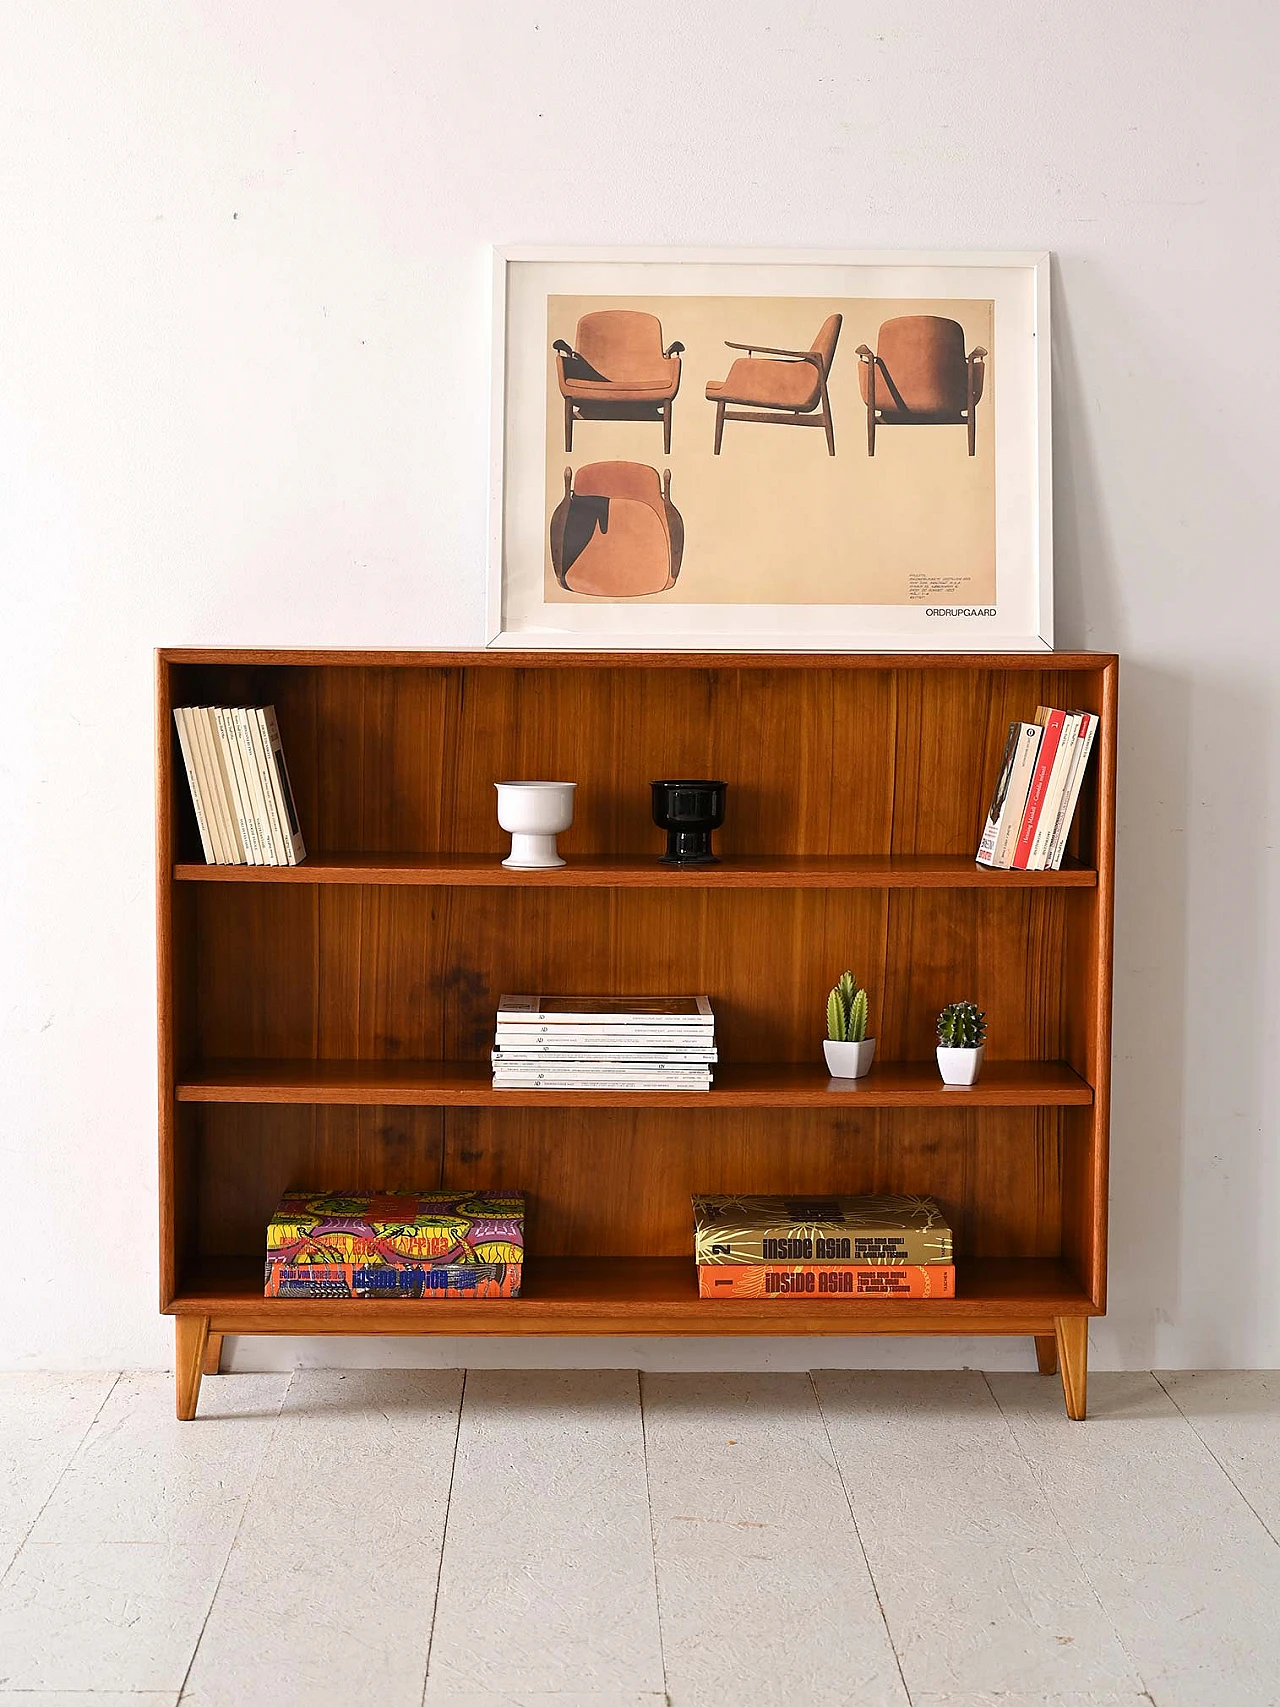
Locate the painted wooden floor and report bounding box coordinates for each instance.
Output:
[1,1369,1278,1706]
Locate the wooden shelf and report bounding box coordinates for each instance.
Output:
[173,852,1097,888]
[174,1255,1097,1334]
[177,1058,1093,1108]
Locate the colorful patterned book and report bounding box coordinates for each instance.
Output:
[699,1263,955,1299]
[693,1194,953,1266]
[266,1190,525,1270]
[265,1262,520,1299]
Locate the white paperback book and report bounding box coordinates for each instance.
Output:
[246,707,288,864]
[1046,712,1099,869]
[1029,710,1081,870]
[195,707,240,862]
[492,1075,711,1090]
[214,707,259,863]
[498,994,713,1025]
[976,722,1043,869]
[494,1037,723,1051]
[233,708,278,865]
[259,706,306,864]
[173,709,215,864]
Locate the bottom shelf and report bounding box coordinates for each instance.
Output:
[171,1255,1097,1336]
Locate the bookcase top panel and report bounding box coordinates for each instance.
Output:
[160,648,1117,673]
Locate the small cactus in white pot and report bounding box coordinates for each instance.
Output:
[823,972,875,1080]
[936,1001,986,1085]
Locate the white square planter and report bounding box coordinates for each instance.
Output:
[823,1038,876,1080]
[936,1043,984,1085]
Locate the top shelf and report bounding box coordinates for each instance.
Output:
[172,853,1098,889]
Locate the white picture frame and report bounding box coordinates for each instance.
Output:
[487,247,1051,651]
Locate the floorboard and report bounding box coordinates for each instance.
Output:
[1155,1369,1280,1544]
[0,1695,179,1706]
[423,1370,664,1702]
[814,1370,1142,1700]
[0,1372,117,1581]
[642,1371,907,1707]
[181,1371,463,1707]
[988,1371,1280,1707]
[0,1373,288,1692]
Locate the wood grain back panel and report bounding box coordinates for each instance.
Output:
[439,1106,1060,1261]
[161,652,1113,1307]
[189,1102,1060,1267]
[196,1103,446,1259]
[168,660,1108,865]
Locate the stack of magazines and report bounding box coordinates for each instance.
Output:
[491,995,716,1091]
[975,705,1100,871]
[173,704,306,866]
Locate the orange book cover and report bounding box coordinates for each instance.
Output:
[698,1264,956,1300]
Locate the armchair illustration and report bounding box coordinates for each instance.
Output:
[553,312,684,454]
[704,313,842,455]
[855,316,987,456]
[549,461,684,598]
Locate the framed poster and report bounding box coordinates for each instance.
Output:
[488,248,1051,650]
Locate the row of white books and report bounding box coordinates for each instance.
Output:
[491,994,716,1091]
[976,706,1099,871]
[174,705,306,866]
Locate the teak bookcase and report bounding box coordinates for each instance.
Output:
[157,649,1117,1421]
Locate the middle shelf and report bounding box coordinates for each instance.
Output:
[176,1058,1093,1109]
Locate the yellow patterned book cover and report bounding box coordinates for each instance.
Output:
[266,1190,525,1269]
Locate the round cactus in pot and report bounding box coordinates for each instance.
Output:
[936,1000,986,1085]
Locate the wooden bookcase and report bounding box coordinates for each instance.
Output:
[157,649,1117,1421]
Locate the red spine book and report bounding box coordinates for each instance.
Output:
[1011,709,1066,869]
[698,1264,955,1300]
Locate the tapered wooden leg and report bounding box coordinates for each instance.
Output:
[663,400,672,454]
[968,410,977,455]
[866,409,875,456]
[564,397,573,453]
[1054,1316,1088,1420]
[821,383,835,455]
[1034,1334,1058,1375]
[175,1316,209,1421]
[202,1331,225,1376]
[713,400,725,454]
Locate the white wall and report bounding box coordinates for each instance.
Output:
[3,0,1277,1373]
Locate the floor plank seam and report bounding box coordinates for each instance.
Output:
[980,1369,1155,1702]
[418,1366,467,1706]
[808,1372,915,1707]
[636,1371,672,1707]
[175,1367,294,1705]
[1151,1371,1280,1553]
[0,1370,122,1592]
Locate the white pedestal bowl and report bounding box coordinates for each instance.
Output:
[495,781,577,869]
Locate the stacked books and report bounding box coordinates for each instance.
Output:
[173,704,305,866]
[264,1189,525,1298]
[694,1193,955,1299]
[491,995,716,1091]
[975,706,1100,870]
